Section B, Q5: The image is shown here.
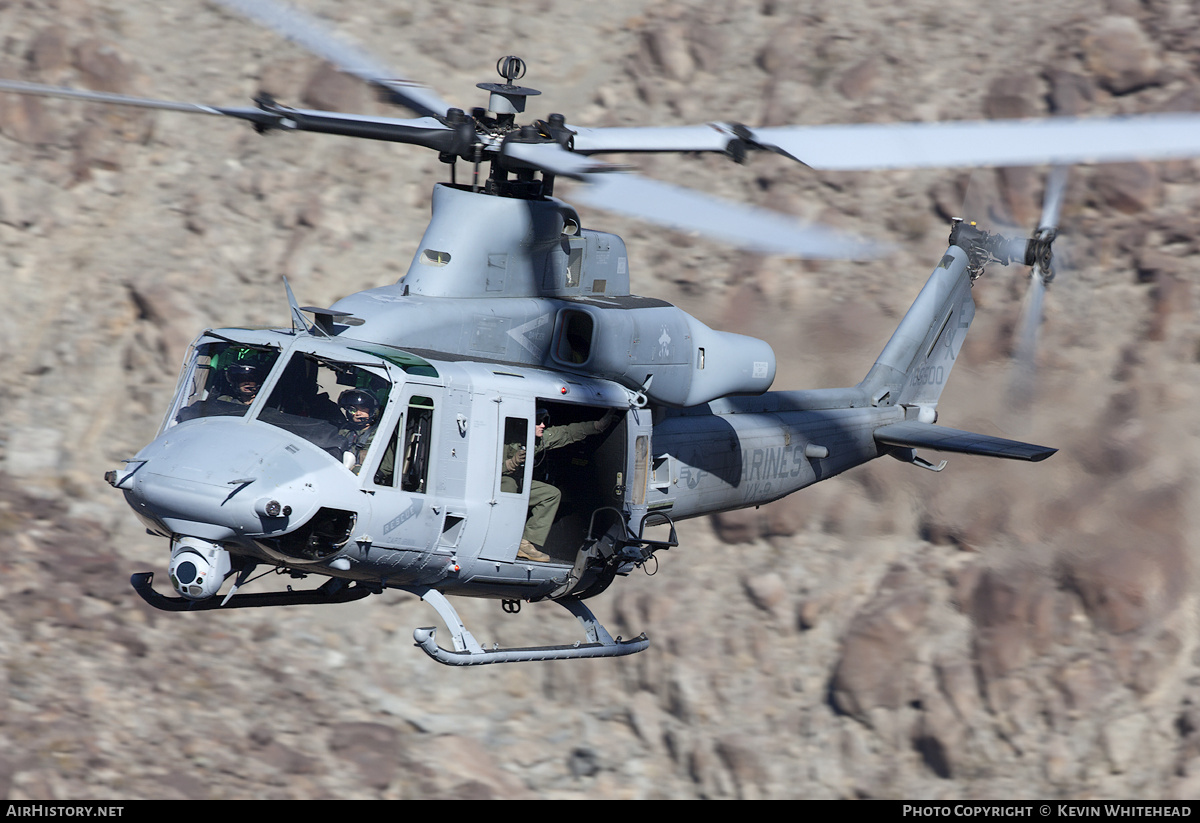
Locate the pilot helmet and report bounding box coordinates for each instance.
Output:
[226,362,263,400]
[339,389,379,427]
[536,407,550,425]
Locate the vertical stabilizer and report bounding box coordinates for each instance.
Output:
[859,245,975,409]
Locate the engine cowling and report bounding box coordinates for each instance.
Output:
[548,304,776,407]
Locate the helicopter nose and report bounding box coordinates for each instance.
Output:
[115,418,334,543]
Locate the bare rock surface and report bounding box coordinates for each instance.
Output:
[2,0,1200,800]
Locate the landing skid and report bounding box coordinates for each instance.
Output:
[404,587,649,665]
[130,572,376,611]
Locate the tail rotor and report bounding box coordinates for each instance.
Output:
[1009,166,1068,411]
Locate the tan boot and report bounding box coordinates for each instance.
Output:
[517,539,550,562]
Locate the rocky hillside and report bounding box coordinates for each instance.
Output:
[2,0,1200,799]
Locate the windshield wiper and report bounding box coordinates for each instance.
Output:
[301,352,384,373]
[202,330,279,352]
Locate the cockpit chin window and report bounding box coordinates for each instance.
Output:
[171,342,281,426]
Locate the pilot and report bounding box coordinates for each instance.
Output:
[219,362,264,405]
[337,389,380,474]
[503,407,615,562]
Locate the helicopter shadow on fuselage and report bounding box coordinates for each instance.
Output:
[529,395,869,561]
[649,390,891,523]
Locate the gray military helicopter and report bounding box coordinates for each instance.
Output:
[7,0,1200,665]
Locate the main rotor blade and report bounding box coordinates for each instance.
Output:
[569,124,738,155]
[747,114,1200,170]
[0,79,460,149]
[503,139,884,258]
[500,140,618,178]
[0,78,267,118]
[565,114,1200,173]
[504,140,881,257]
[250,106,458,148]
[574,172,887,259]
[213,0,455,119]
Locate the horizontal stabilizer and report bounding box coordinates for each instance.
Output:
[874,421,1056,462]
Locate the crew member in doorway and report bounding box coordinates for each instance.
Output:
[503,408,615,562]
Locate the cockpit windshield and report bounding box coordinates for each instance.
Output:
[172,341,281,425]
[166,340,392,467]
[257,351,391,461]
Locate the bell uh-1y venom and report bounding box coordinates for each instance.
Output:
[8,1,1200,665]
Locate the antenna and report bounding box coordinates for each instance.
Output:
[477,55,540,118]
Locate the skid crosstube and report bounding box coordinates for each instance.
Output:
[406,587,649,665]
[131,573,649,664]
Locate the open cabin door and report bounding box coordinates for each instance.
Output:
[622,405,655,542]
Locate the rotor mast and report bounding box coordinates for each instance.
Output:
[453,56,567,199]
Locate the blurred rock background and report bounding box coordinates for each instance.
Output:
[1,0,1200,799]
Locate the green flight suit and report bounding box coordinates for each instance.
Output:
[338,425,376,475]
[501,420,599,548]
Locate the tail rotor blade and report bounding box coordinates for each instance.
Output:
[1010,264,1046,411]
[1010,167,1066,412]
[1014,266,1047,367]
[1038,166,1069,232]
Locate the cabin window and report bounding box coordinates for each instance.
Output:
[499,417,529,495]
[632,436,649,506]
[398,396,434,493]
[372,395,435,490]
